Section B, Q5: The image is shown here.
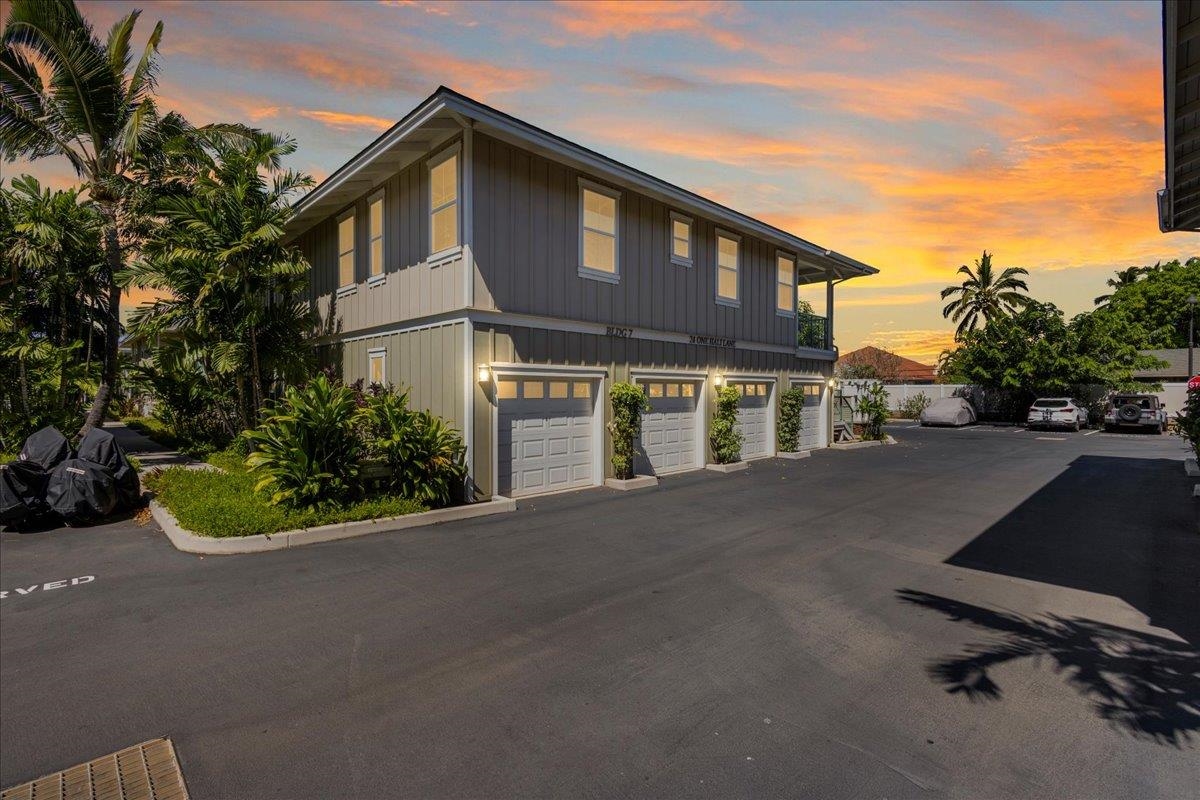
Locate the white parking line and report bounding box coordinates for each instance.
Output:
[1035,436,1067,441]
[1082,429,1101,436]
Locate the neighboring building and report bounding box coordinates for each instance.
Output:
[1159,0,1200,232]
[836,346,936,383]
[1134,348,1195,382]
[286,87,878,499]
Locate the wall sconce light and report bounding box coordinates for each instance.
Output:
[827,377,837,389]
[477,364,492,383]
[714,374,725,387]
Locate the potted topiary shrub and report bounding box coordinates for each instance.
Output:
[777,386,808,459]
[706,384,746,472]
[604,382,656,490]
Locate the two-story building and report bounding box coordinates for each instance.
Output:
[286,87,878,499]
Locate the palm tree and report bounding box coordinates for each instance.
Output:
[940,250,1032,339]
[1093,266,1146,306]
[0,0,165,435]
[122,130,313,427]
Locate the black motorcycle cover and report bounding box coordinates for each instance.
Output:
[19,426,72,470]
[45,459,117,523]
[76,427,141,510]
[0,460,49,526]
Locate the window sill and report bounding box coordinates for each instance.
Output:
[428,245,462,267]
[670,255,694,268]
[776,310,796,319]
[715,297,740,309]
[578,266,620,285]
[367,274,387,288]
[336,285,357,298]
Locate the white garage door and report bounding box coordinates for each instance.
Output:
[798,383,823,450]
[497,377,597,498]
[636,380,701,475]
[733,381,772,459]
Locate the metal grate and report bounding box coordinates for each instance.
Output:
[1,738,188,800]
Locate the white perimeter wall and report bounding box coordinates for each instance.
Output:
[839,381,1190,417]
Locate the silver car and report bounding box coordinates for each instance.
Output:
[1027,398,1088,431]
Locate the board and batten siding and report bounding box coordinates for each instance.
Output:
[298,139,466,337]
[471,322,829,496]
[471,132,800,349]
[338,321,467,433]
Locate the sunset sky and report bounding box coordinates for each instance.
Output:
[8,0,1198,362]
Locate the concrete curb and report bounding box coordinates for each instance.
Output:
[776,450,811,460]
[706,462,748,473]
[604,476,659,491]
[831,439,884,450]
[1185,458,1199,477]
[151,497,517,555]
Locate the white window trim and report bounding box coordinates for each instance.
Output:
[776,250,797,318]
[427,142,462,262]
[336,207,357,295]
[367,188,386,285]
[578,177,620,284]
[367,347,387,385]
[669,210,693,267]
[715,228,740,308]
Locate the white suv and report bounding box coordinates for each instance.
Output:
[1027,398,1088,431]
[1103,394,1167,434]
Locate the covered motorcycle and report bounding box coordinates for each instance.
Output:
[45,459,117,524]
[76,427,141,511]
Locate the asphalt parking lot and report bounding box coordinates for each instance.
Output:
[2,425,1197,798]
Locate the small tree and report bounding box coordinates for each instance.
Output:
[898,392,931,420]
[1177,387,1200,460]
[709,385,743,464]
[777,386,805,452]
[607,382,650,479]
[856,382,889,440]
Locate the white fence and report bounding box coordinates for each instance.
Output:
[839,381,1190,417]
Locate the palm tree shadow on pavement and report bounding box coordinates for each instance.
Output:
[897,589,1200,748]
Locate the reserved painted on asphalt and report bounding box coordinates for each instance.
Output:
[1,575,95,600]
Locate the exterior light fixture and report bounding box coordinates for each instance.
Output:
[714,374,725,387]
[827,377,837,389]
[477,364,492,383]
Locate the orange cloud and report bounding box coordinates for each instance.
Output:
[548,1,744,49]
[296,109,394,132]
[858,329,958,364]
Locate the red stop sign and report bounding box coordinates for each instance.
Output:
[1189,375,1200,391]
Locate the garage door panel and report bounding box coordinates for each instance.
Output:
[637,380,701,476]
[733,382,772,458]
[499,378,597,497]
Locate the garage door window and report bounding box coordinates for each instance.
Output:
[498,379,594,400]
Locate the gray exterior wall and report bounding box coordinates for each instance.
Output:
[471,322,829,497]
[330,320,468,433]
[299,139,466,338]
[471,132,802,349]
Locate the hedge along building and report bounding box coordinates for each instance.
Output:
[286,87,879,499]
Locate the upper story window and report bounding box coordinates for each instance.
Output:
[579,178,619,282]
[716,231,739,305]
[368,190,385,280]
[670,211,692,266]
[337,210,356,289]
[777,253,796,315]
[429,147,459,257]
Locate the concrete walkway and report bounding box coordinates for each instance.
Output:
[103,421,193,470]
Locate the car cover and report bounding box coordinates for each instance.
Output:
[920,397,977,427]
[0,460,50,527]
[45,459,117,524]
[76,427,141,510]
[19,426,73,470]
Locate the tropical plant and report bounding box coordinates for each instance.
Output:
[360,389,467,507]
[122,129,314,429]
[607,382,651,479]
[898,392,932,420]
[940,250,1032,339]
[1091,257,1200,347]
[709,384,743,464]
[1093,266,1146,306]
[777,386,805,452]
[855,382,889,440]
[1,0,172,434]
[1176,387,1200,460]
[244,375,363,507]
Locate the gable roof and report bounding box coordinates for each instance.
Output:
[837,346,937,382]
[287,86,878,282]
[1134,348,1193,379]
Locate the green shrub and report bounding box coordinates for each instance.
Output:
[709,384,743,464]
[897,392,931,420]
[245,375,364,507]
[1177,387,1200,459]
[856,382,889,440]
[777,387,805,452]
[146,466,424,538]
[607,382,651,479]
[361,389,467,506]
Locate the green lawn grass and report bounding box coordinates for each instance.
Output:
[145,462,426,538]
